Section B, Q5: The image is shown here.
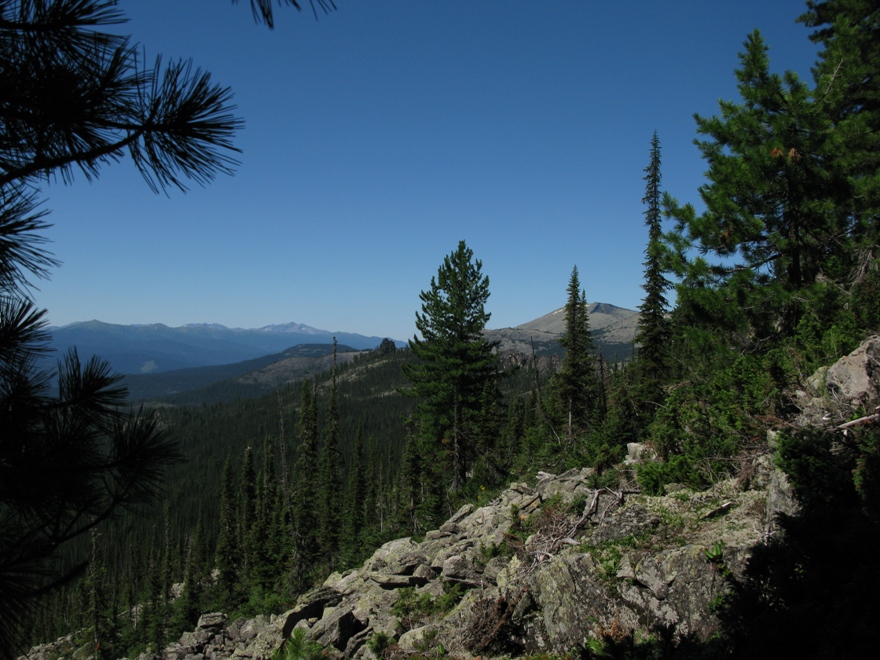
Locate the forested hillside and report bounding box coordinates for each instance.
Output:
[3,0,880,658]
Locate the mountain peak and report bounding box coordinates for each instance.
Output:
[257,322,326,335]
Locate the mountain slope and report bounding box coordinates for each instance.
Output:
[121,343,362,402]
[488,302,639,361]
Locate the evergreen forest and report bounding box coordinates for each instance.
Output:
[2,0,880,658]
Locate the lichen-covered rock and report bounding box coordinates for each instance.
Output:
[362,537,431,577]
[589,504,660,545]
[796,335,880,426]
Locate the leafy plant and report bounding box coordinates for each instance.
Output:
[704,540,725,564]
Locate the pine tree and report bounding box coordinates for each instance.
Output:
[800,0,880,333]
[403,240,499,493]
[634,132,671,412]
[0,2,238,652]
[663,31,850,347]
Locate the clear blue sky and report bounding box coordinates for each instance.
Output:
[33,0,820,341]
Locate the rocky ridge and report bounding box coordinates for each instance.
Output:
[24,462,782,660]
[24,336,879,660]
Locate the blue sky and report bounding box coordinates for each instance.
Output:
[33,0,820,341]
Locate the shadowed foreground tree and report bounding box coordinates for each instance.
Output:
[1,1,241,655]
[234,0,337,28]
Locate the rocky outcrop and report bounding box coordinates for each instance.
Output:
[24,466,772,660]
[120,466,764,660]
[794,335,880,427]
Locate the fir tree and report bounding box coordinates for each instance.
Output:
[214,458,239,608]
[554,266,601,441]
[634,131,671,412]
[341,424,367,567]
[250,437,283,593]
[238,445,257,589]
[86,531,118,660]
[291,378,319,592]
[318,340,343,570]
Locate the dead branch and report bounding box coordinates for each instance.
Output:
[836,407,880,430]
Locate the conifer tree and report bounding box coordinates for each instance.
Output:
[238,445,257,588]
[318,340,343,569]
[398,428,435,535]
[0,2,237,652]
[87,530,117,660]
[634,132,671,411]
[473,380,505,487]
[800,0,880,333]
[341,425,367,567]
[360,434,388,550]
[554,266,601,441]
[214,458,239,608]
[172,524,204,633]
[291,378,319,592]
[663,31,850,346]
[250,437,283,593]
[403,240,499,493]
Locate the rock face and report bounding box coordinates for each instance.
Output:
[795,335,880,427]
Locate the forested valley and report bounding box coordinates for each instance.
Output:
[3,0,880,658]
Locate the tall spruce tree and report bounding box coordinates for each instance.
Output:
[341,424,367,567]
[291,378,318,592]
[554,266,600,441]
[403,240,499,494]
[238,446,257,587]
[318,340,343,570]
[634,132,671,410]
[251,438,287,594]
[214,458,239,608]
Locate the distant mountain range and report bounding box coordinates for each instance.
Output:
[45,303,639,403]
[46,320,403,375]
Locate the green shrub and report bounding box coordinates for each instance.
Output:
[273,628,323,660]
